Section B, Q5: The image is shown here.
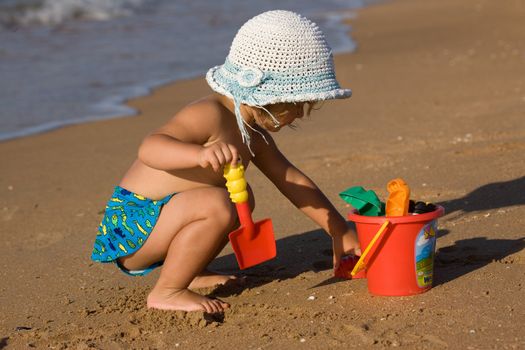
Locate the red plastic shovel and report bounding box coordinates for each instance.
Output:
[224,164,277,269]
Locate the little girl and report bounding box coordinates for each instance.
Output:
[91,10,361,314]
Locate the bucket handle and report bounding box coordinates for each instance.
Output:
[351,220,390,276]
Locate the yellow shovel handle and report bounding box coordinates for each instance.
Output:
[224,163,249,203]
[351,220,390,276]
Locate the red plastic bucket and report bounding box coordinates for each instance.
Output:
[348,206,444,296]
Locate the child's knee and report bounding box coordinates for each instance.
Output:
[205,188,237,229]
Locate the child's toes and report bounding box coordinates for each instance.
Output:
[201,301,215,314]
[202,299,218,314]
[207,298,229,313]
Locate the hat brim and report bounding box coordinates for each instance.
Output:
[206,65,351,106]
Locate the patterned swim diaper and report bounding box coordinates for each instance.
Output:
[91,186,174,275]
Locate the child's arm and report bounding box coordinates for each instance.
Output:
[252,132,361,268]
[138,102,239,171]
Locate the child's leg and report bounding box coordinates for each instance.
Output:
[185,234,234,290]
[118,187,237,313]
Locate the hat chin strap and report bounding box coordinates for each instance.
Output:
[233,96,251,146]
[233,97,272,157]
[256,105,281,128]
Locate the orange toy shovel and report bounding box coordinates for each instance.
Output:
[224,164,277,269]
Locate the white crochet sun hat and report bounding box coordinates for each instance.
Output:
[206,10,351,150]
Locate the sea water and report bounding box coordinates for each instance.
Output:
[0,0,373,141]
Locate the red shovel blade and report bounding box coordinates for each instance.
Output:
[229,217,276,270]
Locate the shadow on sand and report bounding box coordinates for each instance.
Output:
[209,227,342,296]
[434,236,525,286]
[210,176,525,296]
[438,175,525,215]
[433,175,525,284]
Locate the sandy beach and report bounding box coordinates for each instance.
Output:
[1,0,524,348]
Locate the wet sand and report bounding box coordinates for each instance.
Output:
[1,0,524,348]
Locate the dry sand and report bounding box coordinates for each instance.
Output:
[1,0,524,348]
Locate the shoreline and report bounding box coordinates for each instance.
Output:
[2,0,525,348]
[0,4,364,143]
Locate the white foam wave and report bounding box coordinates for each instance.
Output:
[0,0,369,142]
[3,0,144,27]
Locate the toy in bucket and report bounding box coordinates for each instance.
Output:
[385,178,410,216]
[346,178,409,277]
[340,179,445,296]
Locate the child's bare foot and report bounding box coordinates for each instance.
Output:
[188,270,244,290]
[147,287,229,313]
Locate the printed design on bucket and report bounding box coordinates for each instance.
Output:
[415,220,437,288]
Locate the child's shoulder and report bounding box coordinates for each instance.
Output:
[156,95,234,142]
[161,95,229,131]
[176,95,230,123]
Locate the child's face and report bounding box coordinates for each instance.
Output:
[256,102,306,132]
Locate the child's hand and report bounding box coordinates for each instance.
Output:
[332,228,361,272]
[198,142,239,172]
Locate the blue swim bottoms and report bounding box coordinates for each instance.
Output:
[90,186,175,276]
